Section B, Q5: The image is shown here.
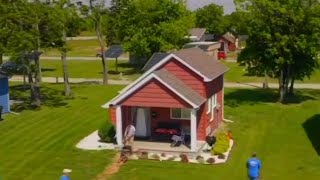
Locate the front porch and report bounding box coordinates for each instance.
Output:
[115,105,200,152]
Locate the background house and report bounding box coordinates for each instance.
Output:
[187,28,207,42]
[103,47,229,152]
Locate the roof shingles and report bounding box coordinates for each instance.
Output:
[173,47,229,81]
[153,69,206,107]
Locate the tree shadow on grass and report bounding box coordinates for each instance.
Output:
[225,89,316,107]
[9,84,69,112]
[302,114,320,156]
[41,68,56,72]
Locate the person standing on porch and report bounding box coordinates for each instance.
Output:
[247,152,262,180]
[124,122,136,146]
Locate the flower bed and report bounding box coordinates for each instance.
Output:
[129,139,234,165]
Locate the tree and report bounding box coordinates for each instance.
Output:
[89,0,109,85]
[109,0,194,67]
[195,4,225,35]
[237,0,320,103]
[40,0,82,96]
[1,0,42,107]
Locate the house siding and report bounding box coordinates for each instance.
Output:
[0,78,10,114]
[109,107,116,125]
[120,79,191,108]
[161,58,206,97]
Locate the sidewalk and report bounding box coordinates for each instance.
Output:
[9,76,320,89]
[3,56,129,61]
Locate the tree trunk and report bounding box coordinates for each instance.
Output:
[278,68,286,103]
[289,77,295,95]
[285,64,290,94]
[61,30,71,96]
[0,53,3,65]
[263,70,269,89]
[27,70,41,107]
[35,23,42,83]
[33,55,41,106]
[96,23,108,85]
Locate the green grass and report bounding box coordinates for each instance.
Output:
[40,60,141,80]
[223,62,320,83]
[110,89,320,180]
[41,39,102,57]
[0,83,124,180]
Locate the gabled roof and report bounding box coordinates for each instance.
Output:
[142,52,169,71]
[222,33,236,43]
[173,47,229,80]
[102,47,228,108]
[103,69,206,108]
[189,28,206,41]
[154,69,206,107]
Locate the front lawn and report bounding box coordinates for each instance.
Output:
[0,83,123,180]
[111,89,320,180]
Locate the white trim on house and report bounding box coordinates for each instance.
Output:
[116,105,123,146]
[208,94,217,122]
[190,108,197,152]
[103,73,199,108]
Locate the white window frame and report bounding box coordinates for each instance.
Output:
[170,108,191,120]
[207,94,217,121]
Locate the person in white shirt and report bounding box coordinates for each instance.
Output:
[124,122,136,146]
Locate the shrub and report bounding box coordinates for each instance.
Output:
[139,151,148,159]
[212,133,230,155]
[218,154,226,159]
[206,157,215,164]
[98,120,116,143]
[196,156,205,164]
[196,155,203,160]
[179,154,189,163]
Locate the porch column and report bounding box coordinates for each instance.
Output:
[116,105,123,146]
[190,108,197,152]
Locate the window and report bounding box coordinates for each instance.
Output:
[170,108,191,119]
[207,94,217,121]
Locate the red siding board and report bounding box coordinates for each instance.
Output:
[109,107,116,125]
[161,59,206,97]
[120,79,191,108]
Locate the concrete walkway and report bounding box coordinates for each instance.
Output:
[9,76,320,89]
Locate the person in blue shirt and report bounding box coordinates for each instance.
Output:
[247,152,261,180]
[60,169,72,180]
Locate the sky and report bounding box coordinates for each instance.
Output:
[71,0,236,14]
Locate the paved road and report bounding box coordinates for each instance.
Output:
[3,56,129,61]
[9,76,320,89]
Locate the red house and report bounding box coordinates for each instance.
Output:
[219,33,237,52]
[102,47,229,152]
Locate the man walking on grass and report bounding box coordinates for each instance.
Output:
[60,169,72,180]
[247,152,261,180]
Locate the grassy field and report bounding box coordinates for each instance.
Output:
[0,83,124,180]
[40,60,141,80]
[41,39,102,57]
[111,88,320,180]
[39,59,320,83]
